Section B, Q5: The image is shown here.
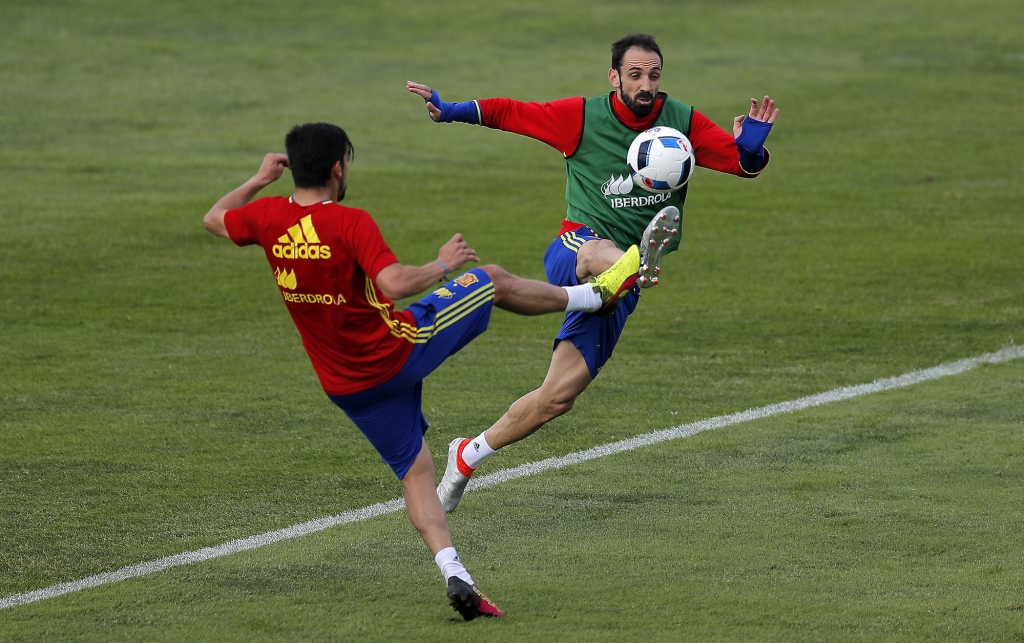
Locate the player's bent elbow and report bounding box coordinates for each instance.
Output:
[374,264,408,300]
[377,283,404,301]
[375,279,401,301]
[203,211,229,238]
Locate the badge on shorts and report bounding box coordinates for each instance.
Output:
[433,287,455,299]
[454,273,479,287]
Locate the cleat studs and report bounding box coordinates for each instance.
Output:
[662,239,670,246]
[654,267,660,274]
[652,226,659,233]
[672,229,678,235]
[652,277,659,285]
[674,216,681,222]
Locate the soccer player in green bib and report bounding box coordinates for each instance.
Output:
[408,33,779,513]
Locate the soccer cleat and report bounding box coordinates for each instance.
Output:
[638,206,681,288]
[437,438,474,513]
[590,244,640,314]
[447,577,504,620]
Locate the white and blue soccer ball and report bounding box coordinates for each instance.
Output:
[626,126,695,193]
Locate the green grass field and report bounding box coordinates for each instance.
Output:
[2,0,1022,640]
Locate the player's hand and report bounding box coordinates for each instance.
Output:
[733,95,778,137]
[254,153,290,186]
[437,233,478,273]
[407,81,443,122]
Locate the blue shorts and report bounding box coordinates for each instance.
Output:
[543,226,640,379]
[327,268,494,480]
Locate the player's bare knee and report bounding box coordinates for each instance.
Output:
[479,264,512,301]
[577,239,618,278]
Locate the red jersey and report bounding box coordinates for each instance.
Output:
[224,197,416,396]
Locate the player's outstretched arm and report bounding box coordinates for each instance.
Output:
[376,233,479,300]
[203,153,289,238]
[407,81,584,155]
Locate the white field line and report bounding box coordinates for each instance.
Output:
[2,345,1022,611]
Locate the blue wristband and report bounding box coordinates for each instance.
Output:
[435,259,449,281]
[735,116,773,173]
[426,89,481,125]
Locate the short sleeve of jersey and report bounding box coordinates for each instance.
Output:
[224,200,267,247]
[343,208,399,280]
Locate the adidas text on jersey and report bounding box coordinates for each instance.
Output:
[272,214,332,259]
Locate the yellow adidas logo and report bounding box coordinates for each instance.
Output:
[272,214,332,260]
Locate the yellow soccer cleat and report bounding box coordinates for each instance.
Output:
[591,245,640,314]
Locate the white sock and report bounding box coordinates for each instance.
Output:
[462,431,496,469]
[434,546,473,584]
[563,283,602,312]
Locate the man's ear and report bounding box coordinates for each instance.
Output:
[332,159,344,179]
[608,67,619,89]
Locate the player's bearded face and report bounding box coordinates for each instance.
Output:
[620,88,656,116]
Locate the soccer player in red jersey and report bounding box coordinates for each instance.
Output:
[407,33,779,513]
[203,122,639,619]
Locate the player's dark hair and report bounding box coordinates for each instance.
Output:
[611,33,663,72]
[284,122,355,188]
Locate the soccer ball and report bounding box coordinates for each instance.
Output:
[626,126,695,193]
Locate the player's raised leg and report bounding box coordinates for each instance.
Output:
[481,256,639,317]
[478,264,577,315]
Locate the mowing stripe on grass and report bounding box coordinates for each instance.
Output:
[2,345,1021,610]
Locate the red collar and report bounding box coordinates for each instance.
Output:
[610,91,665,131]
